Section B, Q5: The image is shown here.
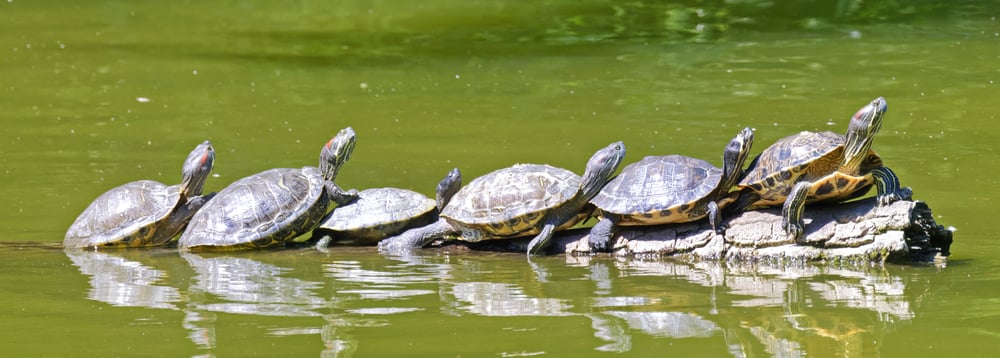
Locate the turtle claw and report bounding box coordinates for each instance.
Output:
[587,219,615,252]
[782,220,804,244]
[588,236,609,252]
[377,237,416,256]
[343,189,360,203]
[315,236,333,252]
[878,187,913,207]
[783,223,803,243]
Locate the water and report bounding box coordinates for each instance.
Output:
[2,1,999,356]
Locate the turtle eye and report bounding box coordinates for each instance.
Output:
[867,154,880,165]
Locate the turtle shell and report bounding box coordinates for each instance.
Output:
[442,164,583,242]
[314,187,437,244]
[592,155,722,226]
[64,180,182,248]
[739,131,873,206]
[178,167,328,250]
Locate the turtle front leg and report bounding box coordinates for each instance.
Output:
[781,181,811,243]
[325,182,359,205]
[707,201,726,234]
[158,192,216,245]
[526,224,556,256]
[872,166,910,206]
[588,217,616,252]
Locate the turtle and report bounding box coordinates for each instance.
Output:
[312,167,462,246]
[587,127,755,251]
[732,96,907,242]
[379,141,626,256]
[177,127,359,251]
[64,141,216,249]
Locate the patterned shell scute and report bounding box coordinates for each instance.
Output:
[442,164,580,238]
[320,188,435,232]
[592,155,721,215]
[740,131,844,185]
[64,180,179,247]
[180,167,324,247]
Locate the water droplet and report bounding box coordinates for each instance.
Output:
[359,82,368,89]
[455,74,461,79]
[192,69,198,75]
[136,97,150,103]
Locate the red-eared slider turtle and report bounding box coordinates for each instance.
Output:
[178,127,358,251]
[312,168,462,246]
[379,141,626,255]
[588,127,755,251]
[64,141,215,249]
[733,97,906,242]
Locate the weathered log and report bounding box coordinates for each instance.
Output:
[434,198,952,264]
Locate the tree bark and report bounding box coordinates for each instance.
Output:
[435,198,953,264]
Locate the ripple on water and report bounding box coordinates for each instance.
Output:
[451,282,573,317]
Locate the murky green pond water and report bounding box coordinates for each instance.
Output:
[3,1,1000,356]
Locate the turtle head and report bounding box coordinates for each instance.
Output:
[580,141,626,200]
[843,97,887,172]
[179,140,215,199]
[319,127,357,182]
[720,127,755,193]
[435,168,462,210]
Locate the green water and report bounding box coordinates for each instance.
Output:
[3,1,999,356]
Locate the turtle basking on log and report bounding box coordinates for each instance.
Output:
[312,168,461,247]
[178,128,358,251]
[379,141,626,256]
[64,141,216,249]
[587,127,755,252]
[732,96,908,243]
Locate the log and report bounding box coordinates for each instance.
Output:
[433,198,953,265]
